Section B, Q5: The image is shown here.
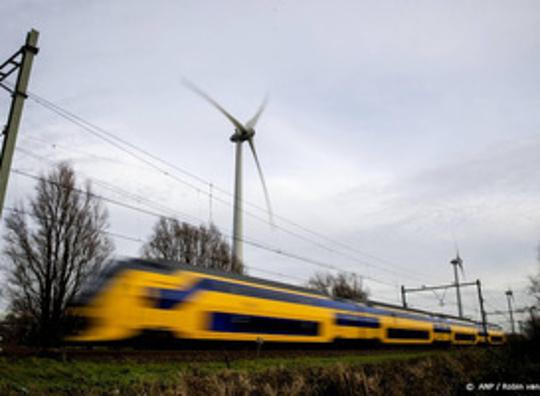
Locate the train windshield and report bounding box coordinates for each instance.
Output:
[72,258,179,306]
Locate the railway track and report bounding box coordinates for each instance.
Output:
[2,343,457,363]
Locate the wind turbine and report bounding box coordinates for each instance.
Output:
[183,80,273,269]
[505,289,516,334]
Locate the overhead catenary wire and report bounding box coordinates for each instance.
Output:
[15,146,202,224]
[2,205,309,286]
[24,84,529,322]
[10,168,397,289]
[15,143,395,289]
[15,147,397,288]
[0,201,514,327]
[13,155,514,320]
[1,84,530,325]
[17,88,402,269]
[16,111,524,318]
[16,148,404,293]
[20,134,147,170]
[17,88,433,284]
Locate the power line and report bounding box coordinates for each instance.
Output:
[15,162,513,314]
[10,168,396,288]
[15,151,510,313]
[2,205,308,287]
[20,134,142,169]
[15,147,396,286]
[17,87,540,303]
[17,147,399,290]
[15,146,202,224]
[16,141,395,291]
[16,90,432,284]
[16,86,416,271]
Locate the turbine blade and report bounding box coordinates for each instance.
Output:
[453,238,465,275]
[248,138,274,225]
[245,94,268,129]
[182,79,246,132]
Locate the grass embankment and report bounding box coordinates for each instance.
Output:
[0,348,537,395]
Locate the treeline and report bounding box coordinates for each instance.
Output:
[0,164,369,347]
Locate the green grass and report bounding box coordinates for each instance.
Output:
[211,350,439,372]
[1,358,174,394]
[0,350,440,394]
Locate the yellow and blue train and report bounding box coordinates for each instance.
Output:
[68,258,506,346]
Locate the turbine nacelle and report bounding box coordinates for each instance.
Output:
[450,247,465,277]
[230,127,255,142]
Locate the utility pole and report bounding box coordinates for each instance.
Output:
[476,279,487,335]
[505,289,515,334]
[450,256,463,317]
[529,306,537,339]
[401,285,407,308]
[0,29,39,217]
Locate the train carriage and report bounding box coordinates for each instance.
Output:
[487,329,506,345]
[68,258,506,348]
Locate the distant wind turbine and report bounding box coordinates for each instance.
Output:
[450,246,465,317]
[451,248,464,275]
[183,79,273,269]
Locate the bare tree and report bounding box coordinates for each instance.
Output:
[1,163,113,346]
[141,217,244,274]
[530,275,540,308]
[530,246,540,307]
[307,271,369,301]
[306,272,334,296]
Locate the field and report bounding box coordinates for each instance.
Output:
[0,347,538,395]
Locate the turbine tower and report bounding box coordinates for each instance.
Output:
[450,249,465,317]
[184,80,272,269]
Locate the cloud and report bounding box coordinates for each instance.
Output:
[1,0,539,328]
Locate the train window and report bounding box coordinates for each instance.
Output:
[454,333,476,341]
[433,326,451,334]
[386,328,430,340]
[209,312,319,336]
[335,314,380,328]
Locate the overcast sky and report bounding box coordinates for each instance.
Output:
[2,0,539,330]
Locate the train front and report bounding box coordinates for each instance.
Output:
[66,258,188,343]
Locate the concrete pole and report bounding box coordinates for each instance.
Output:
[506,289,515,334]
[476,279,487,335]
[529,307,537,339]
[231,140,243,269]
[401,285,407,308]
[452,262,463,317]
[0,29,39,217]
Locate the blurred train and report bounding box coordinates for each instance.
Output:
[67,258,506,346]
